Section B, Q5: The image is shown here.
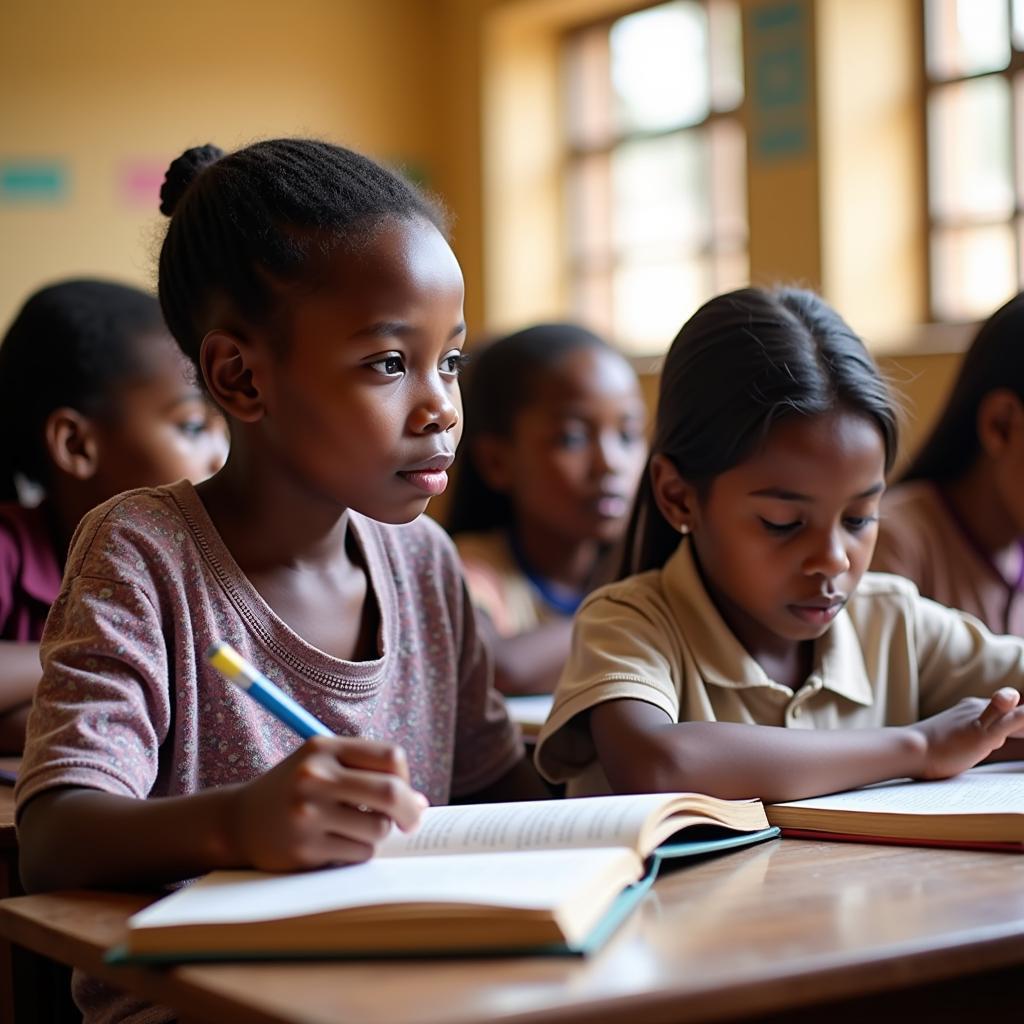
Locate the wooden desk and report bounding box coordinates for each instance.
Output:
[3,838,1024,1024]
[0,757,16,1024]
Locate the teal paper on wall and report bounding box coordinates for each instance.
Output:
[0,161,67,202]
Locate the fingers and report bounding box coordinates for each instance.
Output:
[332,738,412,783]
[984,705,1024,745]
[977,688,1021,730]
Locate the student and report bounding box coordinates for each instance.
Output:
[872,293,1024,635]
[16,140,545,1023]
[0,278,228,753]
[449,323,647,695]
[534,286,1024,802]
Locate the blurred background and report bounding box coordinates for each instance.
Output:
[0,0,1015,461]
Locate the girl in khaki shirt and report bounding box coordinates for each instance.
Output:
[536,287,1024,802]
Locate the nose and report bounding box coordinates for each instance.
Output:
[409,373,460,435]
[592,430,628,478]
[803,525,850,580]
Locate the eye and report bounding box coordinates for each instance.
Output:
[368,354,405,377]
[557,426,589,449]
[440,351,469,378]
[844,515,879,533]
[759,517,801,534]
[176,419,209,438]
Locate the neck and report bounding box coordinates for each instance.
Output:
[942,466,1021,568]
[511,524,600,591]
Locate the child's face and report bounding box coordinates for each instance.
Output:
[250,215,466,524]
[493,347,647,545]
[686,409,885,661]
[92,335,228,497]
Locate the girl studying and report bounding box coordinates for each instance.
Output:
[449,323,647,694]
[0,278,227,753]
[535,287,1024,801]
[16,139,544,1024]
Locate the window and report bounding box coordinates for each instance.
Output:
[563,0,747,354]
[924,0,1023,321]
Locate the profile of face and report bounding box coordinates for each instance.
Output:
[977,389,1024,534]
[477,347,648,546]
[90,334,228,498]
[654,409,886,663]
[231,214,466,524]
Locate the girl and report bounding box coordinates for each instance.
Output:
[0,278,227,752]
[535,287,1024,802]
[872,293,1024,635]
[17,140,544,1023]
[449,323,647,695]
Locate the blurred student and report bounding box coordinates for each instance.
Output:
[449,324,647,694]
[873,293,1024,634]
[0,278,227,751]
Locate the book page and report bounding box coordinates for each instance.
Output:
[377,793,678,857]
[772,764,1024,816]
[129,847,637,927]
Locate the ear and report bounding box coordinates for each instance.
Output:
[650,453,699,536]
[44,408,100,481]
[199,329,266,423]
[977,389,1024,460]
[472,434,516,494]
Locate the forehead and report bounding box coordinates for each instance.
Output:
[525,347,642,411]
[725,410,886,491]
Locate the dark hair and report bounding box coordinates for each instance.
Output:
[447,323,618,535]
[0,278,167,501]
[901,291,1024,484]
[621,286,899,577]
[157,138,447,367]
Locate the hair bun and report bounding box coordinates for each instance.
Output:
[159,144,224,217]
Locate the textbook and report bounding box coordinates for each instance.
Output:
[766,762,1024,851]
[505,694,554,739]
[111,792,777,962]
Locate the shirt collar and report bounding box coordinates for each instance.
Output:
[659,540,874,706]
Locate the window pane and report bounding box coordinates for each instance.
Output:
[612,132,710,251]
[708,0,743,110]
[564,25,614,149]
[566,154,613,263]
[925,0,1010,80]
[710,119,747,240]
[928,76,1013,220]
[713,248,749,293]
[610,1,709,132]
[613,257,710,354]
[931,223,1016,320]
[572,267,615,339]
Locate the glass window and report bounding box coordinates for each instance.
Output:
[924,0,1021,321]
[564,1,747,354]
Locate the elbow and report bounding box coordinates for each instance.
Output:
[601,731,696,795]
[17,795,88,892]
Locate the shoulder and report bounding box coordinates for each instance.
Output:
[453,529,510,565]
[0,502,61,604]
[845,570,946,634]
[576,568,670,627]
[878,482,945,538]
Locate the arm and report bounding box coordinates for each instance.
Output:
[18,737,426,892]
[590,693,1024,803]
[476,611,573,696]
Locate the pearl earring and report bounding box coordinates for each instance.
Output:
[678,523,690,535]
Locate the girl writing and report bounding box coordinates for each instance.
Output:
[17,140,544,1023]
[449,323,647,694]
[0,278,227,752]
[535,287,1024,801]
[872,292,1024,635]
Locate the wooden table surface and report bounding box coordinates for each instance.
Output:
[3,837,1024,1024]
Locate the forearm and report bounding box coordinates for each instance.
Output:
[490,620,574,696]
[598,714,925,803]
[18,785,244,892]
[0,641,41,711]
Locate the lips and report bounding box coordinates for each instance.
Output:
[788,596,846,627]
[397,452,454,496]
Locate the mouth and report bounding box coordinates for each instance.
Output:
[397,453,454,497]
[787,597,846,627]
[592,493,632,519]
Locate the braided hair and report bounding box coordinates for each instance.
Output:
[157,139,447,367]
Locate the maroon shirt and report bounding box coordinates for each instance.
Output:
[0,502,62,640]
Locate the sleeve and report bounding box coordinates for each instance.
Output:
[0,518,20,633]
[911,592,1024,717]
[448,581,525,798]
[534,593,679,784]
[15,524,173,814]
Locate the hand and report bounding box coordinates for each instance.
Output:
[228,737,428,871]
[910,688,1024,781]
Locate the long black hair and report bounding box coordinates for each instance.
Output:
[447,323,618,535]
[901,291,1024,484]
[157,139,446,368]
[0,278,167,502]
[620,286,899,577]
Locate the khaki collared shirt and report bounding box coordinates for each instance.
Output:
[534,540,1024,794]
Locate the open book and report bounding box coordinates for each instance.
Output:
[111,792,776,962]
[766,762,1024,851]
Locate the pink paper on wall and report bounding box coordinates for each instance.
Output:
[118,160,167,208]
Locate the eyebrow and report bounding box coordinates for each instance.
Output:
[749,482,885,502]
[349,321,467,342]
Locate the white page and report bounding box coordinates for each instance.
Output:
[505,694,553,728]
[377,793,677,857]
[129,847,632,927]
[773,763,1024,815]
